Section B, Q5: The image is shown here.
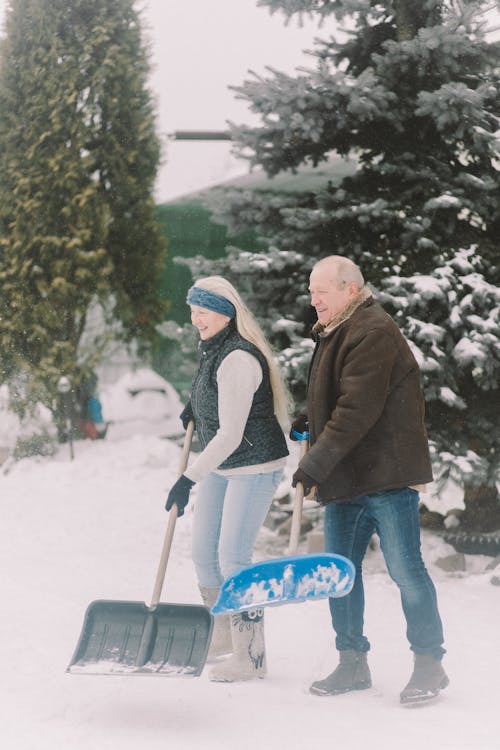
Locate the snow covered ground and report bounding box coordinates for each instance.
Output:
[1,374,499,750]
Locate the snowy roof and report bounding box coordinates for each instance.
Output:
[165,152,357,204]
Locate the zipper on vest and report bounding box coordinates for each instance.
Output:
[243,435,254,447]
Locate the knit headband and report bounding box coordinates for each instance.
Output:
[187,286,236,318]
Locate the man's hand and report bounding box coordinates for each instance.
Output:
[292,468,317,497]
[289,414,309,441]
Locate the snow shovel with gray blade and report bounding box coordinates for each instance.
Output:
[67,421,213,676]
[212,435,355,614]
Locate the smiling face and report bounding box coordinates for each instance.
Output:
[309,264,359,326]
[190,305,231,340]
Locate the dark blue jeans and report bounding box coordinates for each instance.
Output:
[324,487,445,659]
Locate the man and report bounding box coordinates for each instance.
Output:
[292,255,447,705]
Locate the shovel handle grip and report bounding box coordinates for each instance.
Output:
[150,420,195,608]
[287,438,309,555]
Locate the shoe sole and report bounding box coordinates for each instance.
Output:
[400,676,450,706]
[209,673,266,683]
[310,681,372,696]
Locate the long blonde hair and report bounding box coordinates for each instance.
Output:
[192,276,290,427]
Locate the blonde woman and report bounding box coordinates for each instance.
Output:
[165,276,289,682]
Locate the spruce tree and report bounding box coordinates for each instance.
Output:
[195,0,500,530]
[0,0,165,419]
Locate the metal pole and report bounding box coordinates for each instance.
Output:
[57,376,74,460]
[64,393,74,460]
[167,130,232,141]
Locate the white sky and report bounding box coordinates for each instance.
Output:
[0,0,320,202]
[0,1,498,202]
[142,0,320,201]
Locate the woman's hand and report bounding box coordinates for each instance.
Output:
[165,475,195,517]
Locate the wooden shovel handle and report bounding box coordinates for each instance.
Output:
[287,438,309,555]
[150,420,195,608]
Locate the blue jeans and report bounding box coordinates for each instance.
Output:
[324,487,445,659]
[192,469,283,588]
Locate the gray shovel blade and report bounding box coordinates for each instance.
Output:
[67,600,213,676]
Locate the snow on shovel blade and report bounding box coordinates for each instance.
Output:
[67,426,210,677]
[212,553,355,614]
[67,600,213,676]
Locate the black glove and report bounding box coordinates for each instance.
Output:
[180,401,194,430]
[165,474,195,517]
[289,414,309,441]
[292,468,317,496]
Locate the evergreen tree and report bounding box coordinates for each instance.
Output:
[0,0,165,420]
[194,0,500,529]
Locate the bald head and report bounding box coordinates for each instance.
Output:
[312,256,365,289]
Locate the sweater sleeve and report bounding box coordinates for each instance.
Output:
[184,350,263,482]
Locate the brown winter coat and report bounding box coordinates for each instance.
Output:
[300,294,433,503]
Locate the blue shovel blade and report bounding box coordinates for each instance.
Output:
[212,553,355,614]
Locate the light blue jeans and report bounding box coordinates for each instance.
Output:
[192,469,283,588]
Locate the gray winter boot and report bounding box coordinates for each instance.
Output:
[199,586,232,661]
[209,608,266,682]
[400,654,449,705]
[310,650,372,696]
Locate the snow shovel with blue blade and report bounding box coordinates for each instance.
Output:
[212,434,355,614]
[67,421,213,676]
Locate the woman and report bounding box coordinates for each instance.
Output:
[165,276,289,682]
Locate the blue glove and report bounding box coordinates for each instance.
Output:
[289,415,309,441]
[291,429,310,442]
[165,475,195,517]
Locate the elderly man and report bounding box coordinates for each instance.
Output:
[292,255,447,705]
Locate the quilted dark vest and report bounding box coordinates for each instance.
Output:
[190,324,288,470]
